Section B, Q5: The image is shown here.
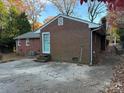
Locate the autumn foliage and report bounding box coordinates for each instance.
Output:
[80,0,124,10]
[31,22,43,31]
[80,0,124,27]
[6,0,26,12]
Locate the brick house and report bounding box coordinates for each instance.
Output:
[14,29,41,55]
[15,14,106,64]
[36,14,106,64]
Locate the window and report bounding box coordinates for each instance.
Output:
[26,39,30,46]
[42,32,50,54]
[17,40,21,46]
[58,17,63,26]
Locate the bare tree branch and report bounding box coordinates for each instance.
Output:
[48,0,77,16]
[23,0,46,31]
[87,0,106,23]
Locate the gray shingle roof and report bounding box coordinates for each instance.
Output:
[14,31,40,39]
[15,14,101,39]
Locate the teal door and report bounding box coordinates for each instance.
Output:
[42,32,50,54]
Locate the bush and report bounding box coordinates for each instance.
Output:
[36,54,51,62]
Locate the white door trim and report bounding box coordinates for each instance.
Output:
[42,32,50,54]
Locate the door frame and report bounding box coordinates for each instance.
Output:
[42,32,50,54]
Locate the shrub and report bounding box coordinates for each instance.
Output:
[72,57,79,63]
[36,54,51,62]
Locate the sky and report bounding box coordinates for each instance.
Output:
[38,1,107,24]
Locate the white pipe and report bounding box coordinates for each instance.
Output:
[79,47,83,63]
[90,27,101,65]
[90,31,93,65]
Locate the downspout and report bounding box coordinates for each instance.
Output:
[90,27,101,66]
[79,45,83,63]
[90,31,93,65]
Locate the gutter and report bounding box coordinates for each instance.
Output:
[90,27,101,66]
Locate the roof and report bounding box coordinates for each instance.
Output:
[14,31,40,39]
[91,27,106,36]
[44,16,55,23]
[35,14,101,33]
[15,14,101,39]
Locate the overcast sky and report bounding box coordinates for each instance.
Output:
[38,1,107,23]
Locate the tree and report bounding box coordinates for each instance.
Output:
[49,0,77,16]
[0,0,8,52]
[23,0,46,31]
[87,0,106,22]
[80,0,124,46]
[117,28,124,48]
[5,6,20,38]
[17,12,31,35]
[0,0,8,36]
[80,0,124,23]
[80,0,124,10]
[0,4,31,52]
[3,6,31,40]
[6,0,25,11]
[108,27,119,45]
[108,10,124,45]
[43,16,54,23]
[0,6,19,52]
[31,22,42,31]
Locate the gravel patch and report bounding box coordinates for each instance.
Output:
[0,57,122,93]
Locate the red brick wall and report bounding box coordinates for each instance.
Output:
[41,17,91,64]
[92,33,101,54]
[92,32,104,63]
[16,38,40,55]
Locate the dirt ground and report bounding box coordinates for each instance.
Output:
[0,54,123,93]
[1,53,25,62]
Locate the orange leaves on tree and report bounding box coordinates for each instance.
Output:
[107,0,124,28]
[31,22,43,31]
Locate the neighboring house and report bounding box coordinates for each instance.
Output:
[15,14,106,64]
[37,14,106,64]
[14,29,41,55]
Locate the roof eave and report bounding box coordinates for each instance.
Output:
[35,14,101,33]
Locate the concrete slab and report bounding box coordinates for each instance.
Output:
[0,57,122,93]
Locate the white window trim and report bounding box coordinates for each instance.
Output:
[26,38,30,46]
[17,39,21,46]
[58,17,63,26]
[42,32,50,54]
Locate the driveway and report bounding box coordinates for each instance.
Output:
[0,55,123,93]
